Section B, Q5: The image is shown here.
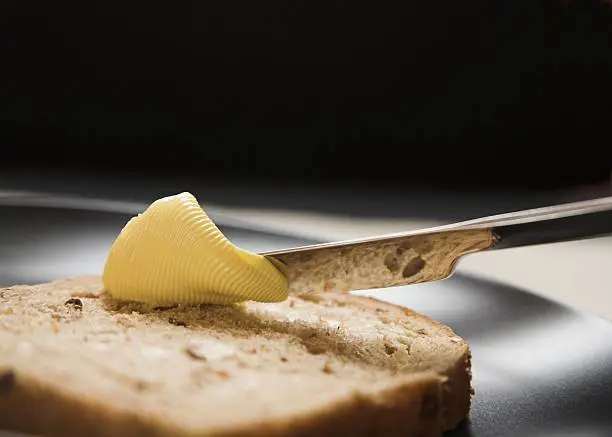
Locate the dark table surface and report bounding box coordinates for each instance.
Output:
[1,176,612,436]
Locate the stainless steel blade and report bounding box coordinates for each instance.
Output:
[262,196,612,294]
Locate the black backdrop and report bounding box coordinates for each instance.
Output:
[2,0,611,189]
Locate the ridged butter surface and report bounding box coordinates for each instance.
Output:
[102,192,288,305]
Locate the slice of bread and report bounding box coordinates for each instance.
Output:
[0,277,472,437]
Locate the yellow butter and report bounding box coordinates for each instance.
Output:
[102,192,288,305]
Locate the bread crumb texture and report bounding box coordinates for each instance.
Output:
[0,277,472,437]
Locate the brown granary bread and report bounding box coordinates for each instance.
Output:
[0,277,472,437]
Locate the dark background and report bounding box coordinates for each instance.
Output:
[2,0,611,189]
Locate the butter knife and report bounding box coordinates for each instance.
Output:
[263,196,612,294]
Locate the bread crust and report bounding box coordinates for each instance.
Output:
[0,277,471,437]
[1,369,445,437]
[336,294,472,430]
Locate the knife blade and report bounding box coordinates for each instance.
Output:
[262,196,612,294]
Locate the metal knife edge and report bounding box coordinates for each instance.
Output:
[263,196,612,294]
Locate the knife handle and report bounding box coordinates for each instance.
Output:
[454,196,612,250]
[491,209,612,249]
